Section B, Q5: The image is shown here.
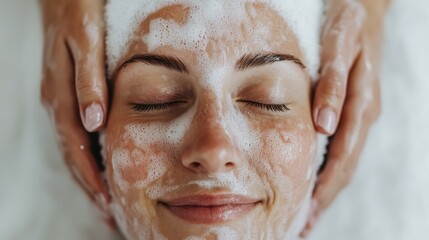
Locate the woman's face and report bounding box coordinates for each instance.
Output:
[104,2,318,239]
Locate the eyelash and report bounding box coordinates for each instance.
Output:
[238,100,290,112]
[132,101,289,112]
[131,102,183,112]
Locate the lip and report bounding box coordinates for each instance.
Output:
[160,194,261,224]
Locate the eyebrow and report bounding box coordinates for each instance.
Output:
[118,52,305,76]
[120,54,189,74]
[235,53,306,71]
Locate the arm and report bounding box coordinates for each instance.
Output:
[38,0,114,227]
[302,0,390,236]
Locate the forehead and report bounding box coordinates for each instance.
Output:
[106,0,323,77]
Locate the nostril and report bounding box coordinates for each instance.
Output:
[191,162,201,169]
[226,162,234,168]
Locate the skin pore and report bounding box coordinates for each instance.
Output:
[103,2,320,239]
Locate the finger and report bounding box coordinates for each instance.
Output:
[41,35,111,212]
[300,200,320,238]
[55,67,112,216]
[313,51,379,212]
[313,1,366,135]
[67,2,108,133]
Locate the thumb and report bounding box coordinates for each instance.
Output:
[313,1,366,135]
[68,13,108,132]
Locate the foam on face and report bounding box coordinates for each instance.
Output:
[104,0,327,239]
[105,123,326,239]
[184,227,239,240]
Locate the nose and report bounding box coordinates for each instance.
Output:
[181,111,240,174]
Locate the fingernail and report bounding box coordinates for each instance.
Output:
[317,108,336,134]
[84,103,103,132]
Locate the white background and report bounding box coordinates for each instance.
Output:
[0,0,428,239]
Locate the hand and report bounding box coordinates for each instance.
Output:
[301,0,390,237]
[38,0,114,227]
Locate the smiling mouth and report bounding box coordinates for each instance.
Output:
[159,194,261,224]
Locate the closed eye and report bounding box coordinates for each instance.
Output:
[237,100,290,112]
[131,101,186,112]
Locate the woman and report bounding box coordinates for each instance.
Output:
[38,0,388,237]
[101,1,326,239]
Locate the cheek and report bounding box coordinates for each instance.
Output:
[109,144,169,191]
[104,121,180,238]
[252,118,316,204]
[105,123,177,195]
[104,101,195,208]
